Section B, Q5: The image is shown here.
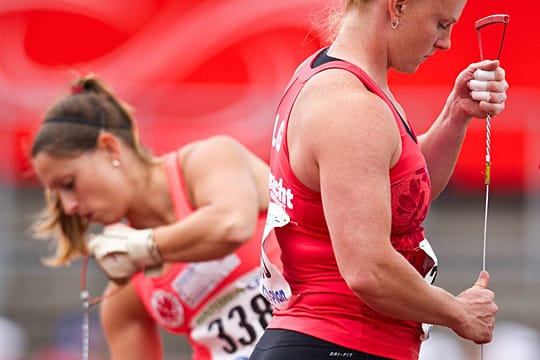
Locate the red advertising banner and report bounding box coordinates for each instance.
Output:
[0,0,537,193]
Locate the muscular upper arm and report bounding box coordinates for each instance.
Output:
[289,69,401,289]
[181,136,267,235]
[100,282,162,360]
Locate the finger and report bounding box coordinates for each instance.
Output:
[480,101,506,118]
[469,79,489,91]
[104,226,133,237]
[469,80,508,100]
[474,270,490,289]
[470,91,507,106]
[488,92,507,104]
[474,69,496,81]
[104,223,131,234]
[475,59,500,71]
[475,328,494,345]
[471,91,491,102]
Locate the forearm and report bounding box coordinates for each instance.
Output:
[101,283,163,360]
[418,91,473,198]
[89,206,258,283]
[353,250,465,328]
[108,329,162,360]
[155,205,257,262]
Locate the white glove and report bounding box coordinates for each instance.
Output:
[88,223,162,284]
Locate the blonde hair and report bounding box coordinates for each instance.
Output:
[311,0,373,44]
[31,75,155,266]
[346,0,370,9]
[309,0,345,44]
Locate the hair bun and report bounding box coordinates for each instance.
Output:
[71,84,84,95]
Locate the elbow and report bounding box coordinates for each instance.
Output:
[347,275,382,301]
[219,212,257,248]
[342,266,387,306]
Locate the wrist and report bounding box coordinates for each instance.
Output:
[128,228,163,267]
[146,229,162,263]
[445,295,469,331]
[443,92,473,129]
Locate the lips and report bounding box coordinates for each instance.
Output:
[80,212,93,222]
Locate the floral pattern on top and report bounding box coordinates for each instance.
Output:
[391,167,431,238]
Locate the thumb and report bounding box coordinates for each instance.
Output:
[477,59,499,71]
[104,222,131,234]
[473,270,490,289]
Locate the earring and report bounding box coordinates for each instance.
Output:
[112,159,120,168]
[391,19,400,30]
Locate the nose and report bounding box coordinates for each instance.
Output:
[59,192,79,215]
[435,32,452,51]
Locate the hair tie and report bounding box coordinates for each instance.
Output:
[71,84,85,95]
[44,115,131,130]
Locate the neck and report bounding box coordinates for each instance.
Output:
[328,9,391,93]
[126,161,175,228]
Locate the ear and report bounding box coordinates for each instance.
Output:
[388,0,408,23]
[97,132,121,162]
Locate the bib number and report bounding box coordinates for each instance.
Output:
[260,202,293,309]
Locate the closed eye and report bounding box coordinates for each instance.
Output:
[438,22,450,30]
[58,178,75,191]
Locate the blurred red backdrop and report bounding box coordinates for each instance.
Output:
[0,0,537,193]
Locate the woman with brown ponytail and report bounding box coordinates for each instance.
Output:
[31,75,277,360]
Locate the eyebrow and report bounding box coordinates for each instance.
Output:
[51,176,72,189]
[442,17,458,25]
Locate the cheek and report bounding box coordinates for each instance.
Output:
[418,27,436,45]
[82,172,119,203]
[404,27,429,49]
[100,176,130,207]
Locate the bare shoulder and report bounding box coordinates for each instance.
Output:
[197,135,251,156]
[292,68,400,165]
[300,68,396,129]
[180,135,267,184]
[177,136,243,166]
[200,135,244,148]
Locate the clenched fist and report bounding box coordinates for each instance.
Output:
[88,223,162,284]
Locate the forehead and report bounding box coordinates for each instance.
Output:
[33,152,85,185]
[428,0,467,19]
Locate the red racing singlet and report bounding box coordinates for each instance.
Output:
[260,48,434,360]
[133,152,275,360]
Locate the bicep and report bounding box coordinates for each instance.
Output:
[183,136,262,218]
[321,158,393,282]
[312,92,400,284]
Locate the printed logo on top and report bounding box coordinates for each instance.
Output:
[151,290,185,329]
[271,114,285,153]
[269,172,293,210]
[263,108,295,310]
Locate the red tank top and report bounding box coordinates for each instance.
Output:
[132,152,275,360]
[266,48,432,360]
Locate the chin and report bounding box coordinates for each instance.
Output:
[96,214,120,226]
[105,217,123,226]
[410,65,422,73]
[393,65,420,74]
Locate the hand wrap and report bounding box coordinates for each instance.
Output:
[88,223,162,283]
